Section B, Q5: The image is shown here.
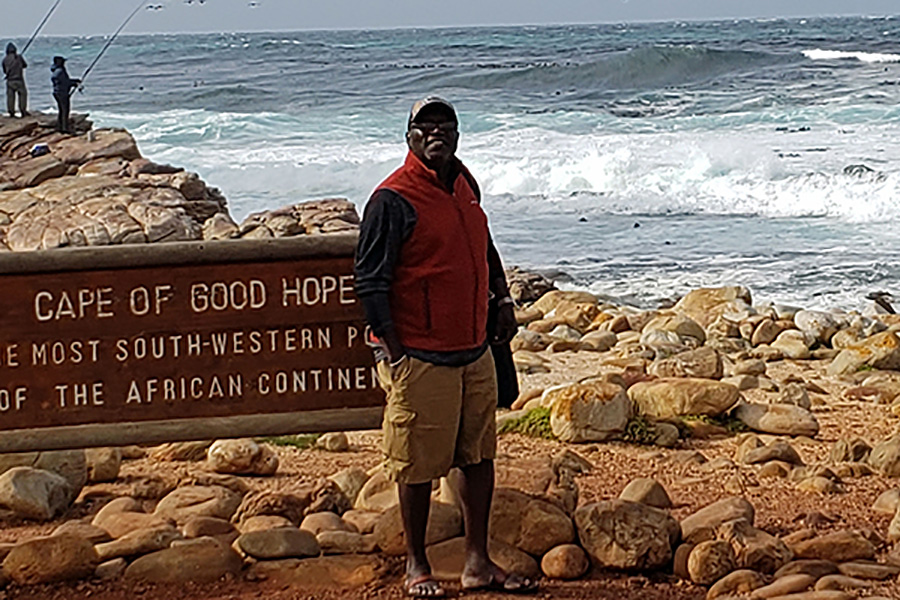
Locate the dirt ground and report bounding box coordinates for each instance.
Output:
[0,358,899,600]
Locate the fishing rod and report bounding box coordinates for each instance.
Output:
[74,0,147,93]
[21,0,64,55]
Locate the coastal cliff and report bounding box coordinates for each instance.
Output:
[0,113,359,252]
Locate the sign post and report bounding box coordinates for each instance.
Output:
[0,235,383,452]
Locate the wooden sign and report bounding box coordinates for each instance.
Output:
[0,235,384,452]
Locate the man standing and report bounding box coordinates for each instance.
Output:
[355,97,537,598]
[3,43,28,118]
[51,56,80,133]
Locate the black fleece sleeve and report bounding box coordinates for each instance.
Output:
[353,189,416,338]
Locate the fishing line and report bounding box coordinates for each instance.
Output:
[75,0,147,93]
[21,0,64,54]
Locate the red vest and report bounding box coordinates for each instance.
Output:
[377,152,490,352]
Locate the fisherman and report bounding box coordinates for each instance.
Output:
[2,43,28,118]
[50,56,79,134]
[355,97,537,598]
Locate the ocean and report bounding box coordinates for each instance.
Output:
[13,16,900,311]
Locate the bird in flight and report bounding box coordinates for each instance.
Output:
[146,4,164,9]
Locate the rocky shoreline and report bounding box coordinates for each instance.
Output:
[0,117,900,600]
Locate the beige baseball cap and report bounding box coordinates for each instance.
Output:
[408,96,457,129]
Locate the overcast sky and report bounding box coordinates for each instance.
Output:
[2,0,899,37]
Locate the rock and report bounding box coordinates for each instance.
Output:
[789,531,875,563]
[828,331,900,376]
[794,310,841,345]
[629,378,739,419]
[654,422,681,447]
[154,485,243,525]
[575,499,680,570]
[707,569,766,599]
[734,403,820,437]
[779,383,812,410]
[649,347,722,379]
[92,497,141,524]
[97,512,175,539]
[300,512,354,535]
[328,467,369,507]
[618,478,672,508]
[797,477,843,495]
[237,527,320,559]
[426,537,540,581]
[838,561,900,580]
[238,515,295,533]
[681,497,755,543]
[149,441,212,462]
[53,520,112,544]
[95,526,182,561]
[0,449,86,498]
[674,286,752,329]
[0,467,72,520]
[85,447,122,483]
[540,544,589,579]
[815,575,870,591]
[772,330,814,360]
[307,479,352,515]
[717,519,793,574]
[3,534,99,584]
[872,489,900,514]
[644,314,707,344]
[547,382,632,442]
[124,537,242,582]
[868,435,900,477]
[743,440,805,466]
[735,359,767,376]
[182,516,238,539]
[759,461,792,479]
[749,574,816,598]
[764,592,852,600]
[374,502,462,556]
[688,540,736,585]
[490,488,575,555]
[317,531,377,554]
[774,559,840,579]
[580,330,618,351]
[233,490,312,526]
[316,432,350,452]
[206,439,278,475]
[95,558,127,581]
[341,509,381,535]
[829,438,872,463]
[752,318,783,346]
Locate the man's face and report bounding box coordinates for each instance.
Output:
[406,105,459,168]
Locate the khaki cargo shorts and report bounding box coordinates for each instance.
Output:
[376,350,497,485]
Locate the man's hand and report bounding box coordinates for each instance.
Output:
[492,303,517,344]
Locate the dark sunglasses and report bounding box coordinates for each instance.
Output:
[410,121,458,133]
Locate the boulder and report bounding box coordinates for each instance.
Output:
[490,488,575,555]
[374,502,462,556]
[206,439,278,476]
[774,559,840,579]
[628,378,739,419]
[233,489,312,526]
[149,441,212,462]
[872,489,900,515]
[3,534,99,585]
[328,467,369,507]
[688,540,735,585]
[245,554,387,589]
[236,527,320,559]
[182,516,238,539]
[124,537,242,583]
[743,440,804,466]
[548,382,632,442]
[681,497,755,543]
[829,438,871,464]
[648,347,723,379]
[97,512,176,539]
[317,531,377,554]
[53,520,112,544]
[541,544,589,579]
[749,574,817,598]
[0,467,72,520]
[794,310,841,345]
[85,447,122,483]
[154,485,243,525]
[734,403,820,437]
[618,478,672,508]
[0,449,87,499]
[300,512,354,535]
[574,499,680,570]
[95,527,182,561]
[772,329,815,359]
[868,435,900,477]
[238,515,295,533]
[674,286,752,328]
[716,518,793,573]
[828,331,900,376]
[643,314,707,344]
[789,531,876,563]
[707,569,766,599]
[342,509,381,535]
